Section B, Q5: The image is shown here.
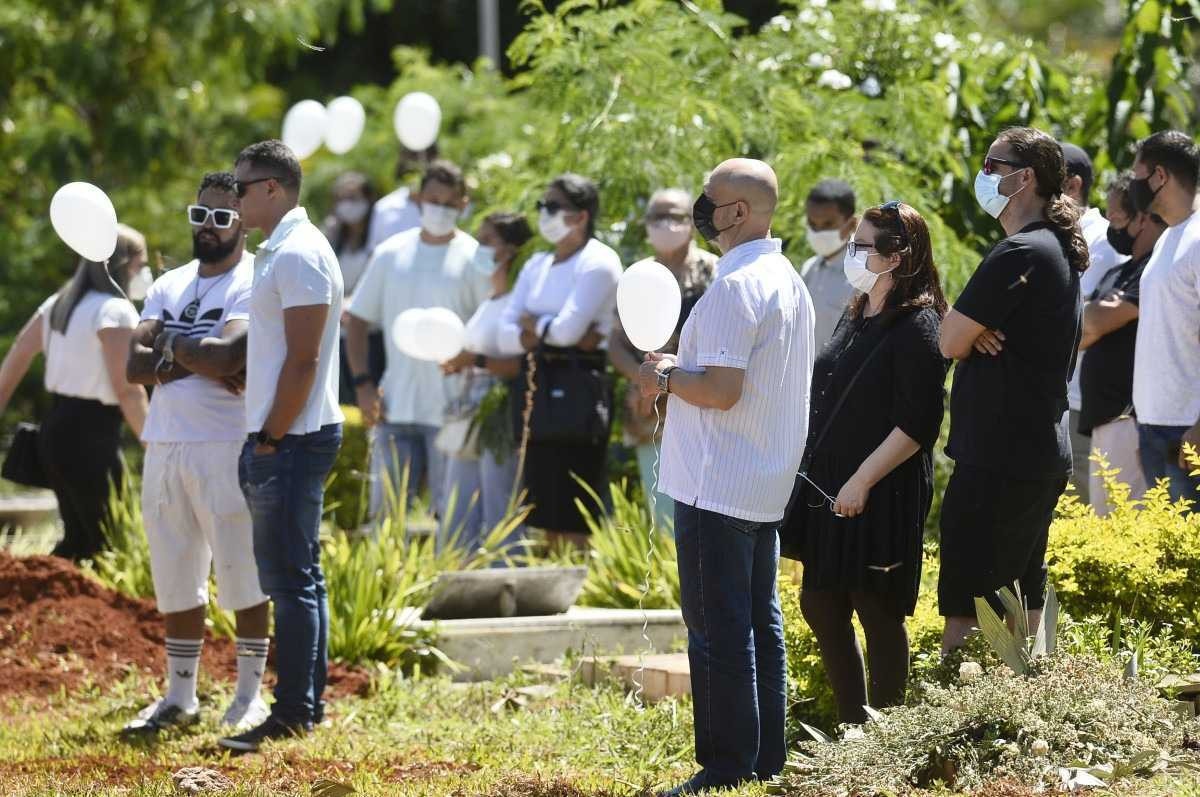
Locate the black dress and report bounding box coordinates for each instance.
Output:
[780,306,947,614]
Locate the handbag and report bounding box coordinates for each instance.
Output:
[511,344,613,447]
[2,422,50,489]
[780,321,896,561]
[436,374,483,460]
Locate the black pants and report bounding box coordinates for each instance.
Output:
[37,394,124,561]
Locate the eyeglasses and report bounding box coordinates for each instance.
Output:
[880,200,910,248]
[982,156,1026,176]
[536,199,569,215]
[187,205,241,229]
[846,239,875,258]
[646,211,691,225]
[234,177,273,198]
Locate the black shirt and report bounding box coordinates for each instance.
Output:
[946,222,1082,479]
[1077,254,1148,435]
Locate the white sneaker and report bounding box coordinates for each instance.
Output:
[221,695,270,731]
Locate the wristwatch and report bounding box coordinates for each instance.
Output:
[474,353,488,369]
[255,430,283,449]
[160,332,179,364]
[656,365,676,395]
[351,373,374,388]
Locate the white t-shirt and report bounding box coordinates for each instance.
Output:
[367,187,421,253]
[496,238,623,355]
[349,228,490,426]
[1132,211,1200,427]
[40,291,138,406]
[464,294,511,361]
[1069,207,1130,411]
[659,238,815,523]
[245,207,345,436]
[139,254,255,443]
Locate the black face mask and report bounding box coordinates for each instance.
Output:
[692,193,738,242]
[193,228,241,263]
[1129,171,1162,213]
[1106,222,1136,257]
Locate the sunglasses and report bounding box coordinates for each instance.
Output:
[187,205,240,229]
[881,200,910,247]
[234,176,273,198]
[536,199,571,215]
[982,156,1026,176]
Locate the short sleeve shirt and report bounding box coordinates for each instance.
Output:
[946,222,1081,478]
[41,291,139,406]
[1078,254,1148,435]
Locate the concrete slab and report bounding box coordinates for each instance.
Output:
[0,493,58,530]
[416,606,686,681]
[582,653,691,701]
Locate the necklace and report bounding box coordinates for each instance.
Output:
[181,267,235,323]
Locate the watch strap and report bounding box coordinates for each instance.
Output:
[351,373,374,387]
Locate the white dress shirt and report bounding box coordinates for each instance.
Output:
[245,206,345,436]
[659,237,816,523]
[367,186,421,253]
[496,238,622,355]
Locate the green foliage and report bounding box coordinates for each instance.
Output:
[973,584,1059,677]
[325,405,371,531]
[88,470,154,600]
[1048,454,1200,646]
[780,652,1197,795]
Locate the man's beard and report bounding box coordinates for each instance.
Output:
[193,230,240,263]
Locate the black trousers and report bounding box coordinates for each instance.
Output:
[37,394,124,561]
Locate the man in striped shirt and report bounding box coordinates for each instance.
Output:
[639,158,815,795]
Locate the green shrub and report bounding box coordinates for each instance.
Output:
[1047,455,1200,645]
[325,404,371,531]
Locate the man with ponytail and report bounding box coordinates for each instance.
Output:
[938,126,1085,652]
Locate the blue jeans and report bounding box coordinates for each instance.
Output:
[240,424,342,725]
[1138,423,1200,505]
[441,448,524,561]
[674,503,787,785]
[636,442,675,531]
[371,422,445,520]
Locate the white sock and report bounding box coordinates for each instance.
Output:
[164,637,203,710]
[235,637,269,703]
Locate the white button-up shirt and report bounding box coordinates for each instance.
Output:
[245,206,345,436]
[659,237,815,523]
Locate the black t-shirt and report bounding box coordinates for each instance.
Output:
[946,222,1082,478]
[1077,254,1148,435]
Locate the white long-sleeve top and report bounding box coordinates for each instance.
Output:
[497,238,622,354]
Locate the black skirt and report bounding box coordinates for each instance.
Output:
[522,442,607,533]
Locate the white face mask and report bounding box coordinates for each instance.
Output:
[473,244,498,276]
[646,219,692,254]
[335,198,370,225]
[420,202,459,237]
[806,225,848,258]
[539,208,572,244]
[843,248,895,294]
[974,169,1027,219]
[127,265,153,302]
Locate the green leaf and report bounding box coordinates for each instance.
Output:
[800,722,835,744]
[311,779,356,797]
[975,596,1029,675]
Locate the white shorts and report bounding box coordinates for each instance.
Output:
[142,440,267,614]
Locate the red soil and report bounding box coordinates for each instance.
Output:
[0,551,370,701]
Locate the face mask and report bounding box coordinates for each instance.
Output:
[806,225,847,258]
[420,202,460,237]
[1106,222,1137,256]
[127,265,153,302]
[473,244,498,276]
[843,248,896,293]
[646,219,692,253]
[538,209,572,244]
[691,193,738,242]
[974,169,1027,219]
[1129,172,1163,214]
[335,198,370,225]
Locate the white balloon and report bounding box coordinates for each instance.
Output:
[324,96,365,155]
[393,92,442,151]
[391,308,426,359]
[413,306,466,363]
[49,182,119,262]
[281,99,328,160]
[617,260,683,352]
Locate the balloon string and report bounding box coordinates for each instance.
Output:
[633,394,664,707]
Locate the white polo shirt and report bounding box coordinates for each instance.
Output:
[245,206,345,436]
[1132,211,1200,427]
[659,237,816,523]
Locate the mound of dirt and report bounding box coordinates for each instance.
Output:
[0,552,371,701]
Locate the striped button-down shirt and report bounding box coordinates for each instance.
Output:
[659,237,815,523]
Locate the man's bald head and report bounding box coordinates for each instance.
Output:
[706,158,779,217]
